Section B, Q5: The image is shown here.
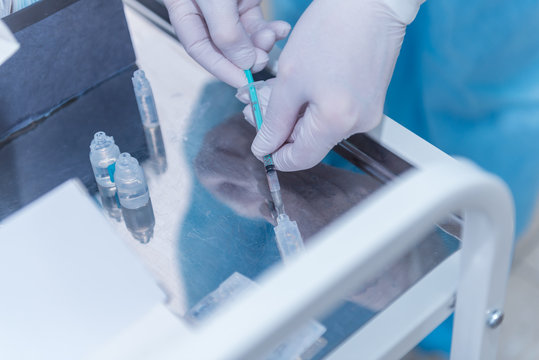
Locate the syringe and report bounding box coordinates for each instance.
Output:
[244,70,285,217]
[244,70,304,263]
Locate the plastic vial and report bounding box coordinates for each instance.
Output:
[132,69,167,173]
[89,131,122,221]
[90,131,120,188]
[114,152,155,243]
[132,70,159,128]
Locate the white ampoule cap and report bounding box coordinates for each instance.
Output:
[89,131,120,162]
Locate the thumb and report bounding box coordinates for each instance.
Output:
[251,79,304,159]
[270,104,348,171]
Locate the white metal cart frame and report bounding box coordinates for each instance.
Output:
[158,116,514,360]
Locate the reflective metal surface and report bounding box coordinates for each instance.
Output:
[94,9,462,359]
[0,5,459,359]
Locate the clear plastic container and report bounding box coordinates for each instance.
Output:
[133,69,167,173]
[89,131,120,188]
[114,152,155,243]
[132,69,159,128]
[115,153,150,209]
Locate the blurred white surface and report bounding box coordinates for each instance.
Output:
[0,20,18,64]
[86,303,191,360]
[0,180,166,360]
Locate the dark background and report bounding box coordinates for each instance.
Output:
[0,0,147,220]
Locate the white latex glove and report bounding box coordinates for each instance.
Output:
[242,0,424,171]
[164,0,291,88]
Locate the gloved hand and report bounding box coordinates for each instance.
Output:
[242,0,424,171]
[164,0,291,88]
[194,115,452,312]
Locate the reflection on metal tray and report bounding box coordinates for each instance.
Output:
[98,10,465,359]
[336,134,463,240]
[103,77,460,360]
[0,5,463,359]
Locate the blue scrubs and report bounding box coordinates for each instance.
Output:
[386,0,539,238]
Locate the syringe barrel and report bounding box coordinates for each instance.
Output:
[89,131,120,188]
[265,165,280,192]
[132,70,159,128]
[114,152,151,209]
[265,165,286,216]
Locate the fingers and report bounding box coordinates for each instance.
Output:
[166,0,289,86]
[239,78,343,171]
[239,5,269,35]
[237,80,272,126]
[196,0,256,70]
[165,0,247,87]
[251,48,269,72]
[271,92,366,171]
[270,105,347,171]
[267,21,291,40]
[240,6,290,51]
[251,28,276,53]
[239,7,290,66]
[251,78,305,159]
